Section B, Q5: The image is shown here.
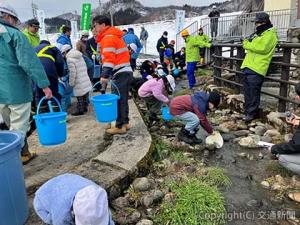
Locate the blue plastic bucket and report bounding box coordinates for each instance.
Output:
[91,81,120,123]
[162,106,173,121]
[33,97,67,146]
[0,131,29,225]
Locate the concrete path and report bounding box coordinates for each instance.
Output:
[25,99,152,224]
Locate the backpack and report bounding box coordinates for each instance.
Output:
[164,48,172,58]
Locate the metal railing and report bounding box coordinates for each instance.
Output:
[176,21,198,52]
[200,8,297,42]
[212,42,300,112]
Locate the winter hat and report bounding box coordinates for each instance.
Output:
[181,29,189,37]
[170,40,175,45]
[208,92,221,108]
[163,31,168,36]
[0,2,18,20]
[254,12,270,24]
[166,75,176,92]
[27,19,40,28]
[73,185,109,225]
[60,44,72,54]
[128,43,137,53]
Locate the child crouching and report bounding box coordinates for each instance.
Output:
[170,91,221,145]
[138,75,176,126]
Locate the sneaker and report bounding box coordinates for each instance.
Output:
[106,127,127,135]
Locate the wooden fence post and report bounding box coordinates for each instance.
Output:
[278,48,292,112]
[213,46,222,86]
[235,46,245,93]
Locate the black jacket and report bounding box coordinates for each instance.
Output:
[208,10,220,23]
[86,37,99,65]
[156,36,168,54]
[271,126,300,155]
[174,51,186,65]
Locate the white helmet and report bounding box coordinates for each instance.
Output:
[212,5,217,9]
[166,75,176,92]
[0,3,19,20]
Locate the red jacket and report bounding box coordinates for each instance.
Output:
[170,95,213,134]
[96,26,131,78]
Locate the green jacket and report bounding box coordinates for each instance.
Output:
[185,35,211,62]
[0,20,49,104]
[196,34,210,45]
[241,28,278,76]
[23,28,40,47]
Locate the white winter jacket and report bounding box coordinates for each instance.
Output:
[66,49,92,97]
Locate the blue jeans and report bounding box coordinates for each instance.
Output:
[174,112,200,133]
[187,62,197,89]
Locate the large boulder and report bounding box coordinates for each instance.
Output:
[267,112,284,130]
[238,135,260,148]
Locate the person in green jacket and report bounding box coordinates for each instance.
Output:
[240,12,278,122]
[23,18,40,47]
[0,3,52,164]
[181,29,211,89]
[197,27,210,65]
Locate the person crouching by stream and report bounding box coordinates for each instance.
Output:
[138,75,176,126]
[33,173,115,225]
[170,91,221,145]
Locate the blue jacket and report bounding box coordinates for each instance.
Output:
[0,19,49,104]
[123,30,143,59]
[191,92,209,115]
[33,173,115,225]
[56,34,72,49]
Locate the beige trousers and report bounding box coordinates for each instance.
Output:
[0,102,31,147]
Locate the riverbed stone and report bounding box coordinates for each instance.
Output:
[234,130,251,137]
[284,133,293,142]
[112,196,130,209]
[152,190,165,202]
[222,134,235,142]
[267,112,284,129]
[255,126,267,136]
[141,195,154,207]
[264,129,281,137]
[136,219,154,225]
[133,177,152,192]
[261,135,273,143]
[261,181,271,189]
[238,135,260,148]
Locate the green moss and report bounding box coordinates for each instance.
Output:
[154,178,226,225]
[199,167,232,188]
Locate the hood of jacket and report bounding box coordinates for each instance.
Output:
[96,26,123,43]
[191,92,209,115]
[57,34,70,42]
[66,49,82,60]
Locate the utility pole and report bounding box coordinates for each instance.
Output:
[110,0,114,26]
[31,0,38,18]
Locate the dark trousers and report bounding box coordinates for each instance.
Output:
[243,68,264,116]
[159,51,164,64]
[112,71,134,128]
[76,93,89,112]
[211,22,218,38]
[130,58,137,71]
[144,96,162,119]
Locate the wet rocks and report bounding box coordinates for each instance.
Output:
[152,190,165,202]
[237,152,247,158]
[238,135,260,148]
[261,135,273,143]
[112,197,130,209]
[254,126,267,136]
[141,195,154,207]
[247,199,262,207]
[264,129,281,137]
[267,112,284,129]
[136,219,154,225]
[133,177,152,192]
[261,180,271,189]
[234,130,251,137]
[222,134,235,142]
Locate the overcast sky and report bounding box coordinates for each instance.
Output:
[4,0,226,21]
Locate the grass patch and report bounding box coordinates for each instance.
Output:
[199,167,232,188]
[154,178,226,225]
[195,68,213,77]
[169,151,189,162]
[152,138,170,161]
[265,161,295,178]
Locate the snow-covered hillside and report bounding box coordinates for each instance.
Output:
[45,12,242,56]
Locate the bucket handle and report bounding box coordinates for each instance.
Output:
[92,81,120,99]
[36,96,63,115]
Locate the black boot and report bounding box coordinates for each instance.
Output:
[83,93,89,113]
[178,128,195,145]
[191,128,202,144]
[72,96,84,116]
